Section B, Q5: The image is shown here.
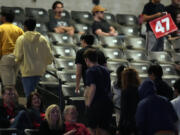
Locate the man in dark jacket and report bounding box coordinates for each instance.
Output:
[147,64,173,100]
[136,78,178,135]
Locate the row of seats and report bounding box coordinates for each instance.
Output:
[1,6,138,26]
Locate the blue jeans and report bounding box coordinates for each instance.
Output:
[22,76,41,97]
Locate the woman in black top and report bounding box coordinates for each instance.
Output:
[118,68,140,135]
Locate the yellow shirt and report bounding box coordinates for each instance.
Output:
[14,31,53,77]
[0,22,24,57]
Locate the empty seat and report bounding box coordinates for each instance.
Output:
[58,70,76,83]
[102,48,124,60]
[48,33,74,46]
[164,38,173,52]
[74,23,91,34]
[52,45,76,58]
[71,11,93,25]
[25,8,49,23]
[35,22,48,33]
[124,36,146,50]
[129,62,150,75]
[48,9,70,19]
[12,21,24,29]
[172,38,180,52]
[116,14,138,26]
[99,36,124,48]
[160,64,177,76]
[54,57,75,70]
[107,60,128,72]
[62,83,84,98]
[124,50,149,63]
[148,51,173,64]
[0,128,18,135]
[172,52,180,64]
[104,13,116,24]
[163,76,179,87]
[1,6,25,21]
[40,71,59,85]
[118,25,139,36]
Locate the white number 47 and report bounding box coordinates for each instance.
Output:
[155,17,170,33]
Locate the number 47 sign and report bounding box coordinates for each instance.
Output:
[149,14,178,38]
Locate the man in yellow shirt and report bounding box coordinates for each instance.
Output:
[0,11,24,88]
[14,19,53,97]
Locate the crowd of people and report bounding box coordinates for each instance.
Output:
[0,0,180,135]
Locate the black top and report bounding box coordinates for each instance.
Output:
[38,120,65,135]
[0,98,25,128]
[166,5,180,36]
[85,65,111,106]
[142,2,165,31]
[154,78,173,101]
[75,46,106,84]
[48,17,73,32]
[119,86,139,135]
[92,19,111,36]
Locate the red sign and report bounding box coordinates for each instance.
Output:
[149,14,178,38]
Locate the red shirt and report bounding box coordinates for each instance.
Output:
[3,103,15,119]
[65,121,90,135]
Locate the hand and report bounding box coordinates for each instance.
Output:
[64,129,77,135]
[109,31,118,36]
[75,87,80,93]
[10,118,15,124]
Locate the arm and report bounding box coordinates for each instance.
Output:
[14,36,23,64]
[95,29,111,36]
[85,84,96,107]
[142,12,163,22]
[75,64,82,93]
[43,38,53,65]
[109,26,118,36]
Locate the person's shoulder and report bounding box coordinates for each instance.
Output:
[171,96,180,105]
[144,2,153,7]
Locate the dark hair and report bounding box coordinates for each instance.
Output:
[148,64,163,78]
[83,48,98,63]
[52,1,64,9]
[80,34,95,46]
[1,11,15,23]
[24,19,36,31]
[115,65,126,89]
[27,91,44,112]
[174,79,180,93]
[1,87,14,95]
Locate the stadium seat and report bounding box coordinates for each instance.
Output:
[104,13,116,24]
[172,38,180,52]
[71,11,93,25]
[124,49,149,63]
[107,60,128,72]
[148,51,173,64]
[124,36,146,50]
[12,21,24,29]
[129,62,150,75]
[116,14,138,26]
[99,36,124,48]
[48,33,74,46]
[102,48,124,60]
[40,71,59,85]
[35,22,48,33]
[172,52,180,64]
[54,57,75,70]
[48,9,70,19]
[163,75,179,87]
[118,25,139,36]
[25,8,49,23]
[0,128,17,135]
[73,23,91,34]
[160,64,178,76]
[52,45,76,58]
[164,38,173,52]
[58,70,76,83]
[24,129,38,135]
[1,6,25,21]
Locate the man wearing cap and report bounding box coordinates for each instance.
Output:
[92,5,118,37]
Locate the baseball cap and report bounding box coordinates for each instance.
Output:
[92,5,106,13]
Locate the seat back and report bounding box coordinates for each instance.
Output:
[124,36,145,50]
[24,129,39,135]
[1,6,25,21]
[116,14,138,26]
[0,128,17,135]
[124,50,148,62]
[25,8,49,23]
[104,13,116,24]
[35,22,48,33]
[148,52,172,64]
[74,23,91,34]
[129,62,150,74]
[160,64,177,76]
[54,58,75,70]
[58,70,76,83]
[12,21,24,29]
[107,60,128,72]
[71,11,93,25]
[99,36,124,48]
[118,25,139,36]
[48,9,70,20]
[102,48,124,60]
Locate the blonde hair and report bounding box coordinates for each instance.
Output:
[45,104,62,130]
[63,105,77,115]
[121,67,141,90]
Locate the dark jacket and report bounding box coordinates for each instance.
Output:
[119,86,139,135]
[136,78,178,135]
[0,98,25,128]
